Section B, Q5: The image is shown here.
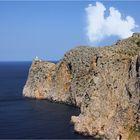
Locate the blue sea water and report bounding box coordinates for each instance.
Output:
[0,62,96,139]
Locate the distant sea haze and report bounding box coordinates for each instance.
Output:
[0,62,94,139]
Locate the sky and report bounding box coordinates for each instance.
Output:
[0,1,140,61]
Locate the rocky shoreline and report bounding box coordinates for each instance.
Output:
[23,33,140,140]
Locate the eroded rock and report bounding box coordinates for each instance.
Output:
[23,33,140,140]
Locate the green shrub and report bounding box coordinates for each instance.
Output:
[135,39,140,46]
[128,127,140,140]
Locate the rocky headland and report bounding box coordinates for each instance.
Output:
[23,33,140,140]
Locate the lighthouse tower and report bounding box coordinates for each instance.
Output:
[35,56,39,61]
[34,56,41,62]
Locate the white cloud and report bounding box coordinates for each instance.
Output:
[85,2,138,42]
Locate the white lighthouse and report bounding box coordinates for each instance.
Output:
[34,56,42,62]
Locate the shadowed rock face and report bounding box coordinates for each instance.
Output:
[23,33,140,140]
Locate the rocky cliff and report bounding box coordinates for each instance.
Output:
[23,33,140,140]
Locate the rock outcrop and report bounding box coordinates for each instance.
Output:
[23,33,140,140]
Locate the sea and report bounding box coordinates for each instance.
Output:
[0,62,97,139]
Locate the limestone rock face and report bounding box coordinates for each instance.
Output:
[23,33,140,140]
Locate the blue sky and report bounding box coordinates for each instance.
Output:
[0,1,140,61]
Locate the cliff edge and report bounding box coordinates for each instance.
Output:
[23,33,140,140]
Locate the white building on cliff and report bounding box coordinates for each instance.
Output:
[34,56,42,62]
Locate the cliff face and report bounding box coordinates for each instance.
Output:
[23,33,140,140]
